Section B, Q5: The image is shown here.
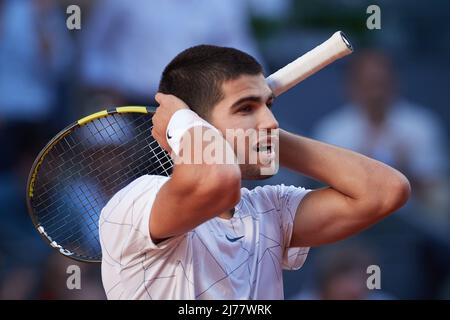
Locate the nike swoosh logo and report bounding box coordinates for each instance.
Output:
[167,131,172,139]
[225,235,244,242]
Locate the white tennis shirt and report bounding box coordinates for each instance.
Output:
[99,175,311,299]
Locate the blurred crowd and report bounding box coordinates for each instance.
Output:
[0,0,449,299]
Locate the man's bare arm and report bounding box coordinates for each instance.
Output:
[279,129,411,247]
[150,94,241,242]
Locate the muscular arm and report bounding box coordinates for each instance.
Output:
[150,94,241,242]
[280,129,411,247]
[150,127,241,242]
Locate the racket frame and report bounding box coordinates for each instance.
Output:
[26,106,155,262]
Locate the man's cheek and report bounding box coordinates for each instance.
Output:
[231,137,247,164]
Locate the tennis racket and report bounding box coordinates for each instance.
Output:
[26,31,353,262]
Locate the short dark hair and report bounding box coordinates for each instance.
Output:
[158,45,263,118]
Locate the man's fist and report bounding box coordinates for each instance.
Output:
[152,93,189,153]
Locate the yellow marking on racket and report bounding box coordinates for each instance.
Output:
[29,151,50,198]
[116,106,148,114]
[28,130,73,197]
[77,110,109,125]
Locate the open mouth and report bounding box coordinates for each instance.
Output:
[253,136,277,155]
[255,144,272,153]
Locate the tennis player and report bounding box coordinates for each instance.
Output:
[99,45,410,299]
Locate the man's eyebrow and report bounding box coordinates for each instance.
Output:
[231,93,275,109]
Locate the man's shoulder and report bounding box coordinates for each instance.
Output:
[101,174,170,217]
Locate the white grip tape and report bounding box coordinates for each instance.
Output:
[266,31,353,97]
[166,109,217,156]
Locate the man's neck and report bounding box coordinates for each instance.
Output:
[218,208,235,220]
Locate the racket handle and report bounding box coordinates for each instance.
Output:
[266,31,353,97]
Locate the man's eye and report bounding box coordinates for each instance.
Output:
[238,105,253,113]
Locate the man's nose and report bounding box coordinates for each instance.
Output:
[257,107,279,131]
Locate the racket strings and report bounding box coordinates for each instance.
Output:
[35,117,172,209]
[31,112,173,260]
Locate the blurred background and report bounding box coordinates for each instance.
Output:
[1,0,449,299]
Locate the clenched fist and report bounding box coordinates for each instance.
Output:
[152,93,190,153]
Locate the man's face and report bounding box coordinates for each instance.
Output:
[208,74,279,180]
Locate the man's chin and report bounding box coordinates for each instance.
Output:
[239,164,278,180]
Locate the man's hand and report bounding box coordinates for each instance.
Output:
[152,93,189,153]
[149,93,241,243]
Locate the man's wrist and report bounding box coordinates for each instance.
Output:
[166,109,218,156]
[279,129,309,169]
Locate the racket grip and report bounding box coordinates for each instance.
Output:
[266,31,353,97]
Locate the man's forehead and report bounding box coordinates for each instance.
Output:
[221,74,272,100]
